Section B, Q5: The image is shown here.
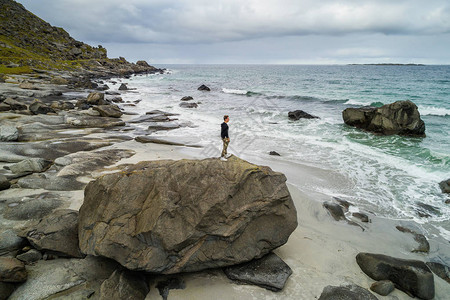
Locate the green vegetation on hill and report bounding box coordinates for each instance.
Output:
[0,0,148,75]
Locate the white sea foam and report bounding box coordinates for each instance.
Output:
[418,105,450,116]
[222,88,248,95]
[344,99,371,106]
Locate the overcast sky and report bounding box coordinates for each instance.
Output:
[17,0,450,64]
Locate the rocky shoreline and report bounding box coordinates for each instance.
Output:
[1,70,450,299]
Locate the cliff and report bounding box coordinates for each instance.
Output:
[0,0,159,75]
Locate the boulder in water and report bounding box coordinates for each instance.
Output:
[288,110,319,120]
[342,100,425,137]
[439,178,450,193]
[198,84,210,91]
[78,156,298,274]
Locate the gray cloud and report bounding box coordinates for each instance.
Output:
[15,0,450,64]
[18,0,450,44]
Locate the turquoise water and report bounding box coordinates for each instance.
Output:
[126,64,450,239]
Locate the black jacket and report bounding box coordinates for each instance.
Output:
[221,122,229,139]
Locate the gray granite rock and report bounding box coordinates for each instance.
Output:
[9,158,53,174]
[0,175,11,191]
[0,282,15,300]
[0,229,26,256]
[426,261,450,284]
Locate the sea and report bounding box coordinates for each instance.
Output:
[116,64,450,242]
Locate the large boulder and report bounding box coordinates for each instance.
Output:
[22,209,84,258]
[288,110,319,120]
[356,252,434,299]
[79,156,298,274]
[343,100,425,136]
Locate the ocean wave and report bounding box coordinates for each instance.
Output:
[418,106,450,116]
[344,99,371,106]
[222,88,249,95]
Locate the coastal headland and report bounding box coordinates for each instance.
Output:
[1,0,450,299]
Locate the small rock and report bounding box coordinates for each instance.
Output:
[86,92,105,105]
[16,249,42,264]
[370,280,395,296]
[0,125,19,142]
[198,84,210,91]
[118,83,128,90]
[93,105,123,118]
[4,98,27,110]
[439,178,450,193]
[269,151,281,156]
[352,212,369,223]
[29,100,56,115]
[180,96,193,101]
[0,175,11,191]
[110,97,123,103]
[0,257,27,283]
[426,261,450,284]
[318,284,378,300]
[99,270,149,300]
[156,278,185,300]
[323,201,346,221]
[147,123,181,131]
[0,229,25,256]
[0,103,10,111]
[19,82,37,90]
[23,209,84,258]
[223,253,292,292]
[288,110,319,120]
[9,158,53,174]
[50,77,69,85]
[356,252,434,299]
[179,102,198,108]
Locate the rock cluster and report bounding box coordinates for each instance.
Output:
[79,156,298,274]
[342,100,425,136]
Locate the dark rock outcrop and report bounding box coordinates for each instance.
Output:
[0,282,15,300]
[179,102,198,108]
[439,178,450,194]
[323,201,346,221]
[78,156,298,274]
[0,230,25,256]
[156,278,185,300]
[223,252,292,291]
[3,98,27,110]
[180,96,193,101]
[118,83,128,91]
[356,252,434,299]
[269,151,281,156]
[352,212,369,223]
[198,84,211,91]
[86,92,105,105]
[21,209,83,258]
[99,270,149,300]
[288,110,319,120]
[342,100,425,137]
[318,284,378,300]
[16,249,42,264]
[0,257,27,283]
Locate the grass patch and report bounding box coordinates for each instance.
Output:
[0,65,33,74]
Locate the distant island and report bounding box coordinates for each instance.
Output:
[349,63,425,66]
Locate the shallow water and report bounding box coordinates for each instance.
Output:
[114,64,450,240]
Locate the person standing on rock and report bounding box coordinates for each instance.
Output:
[221,115,231,161]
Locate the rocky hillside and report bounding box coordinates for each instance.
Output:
[0,0,159,75]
